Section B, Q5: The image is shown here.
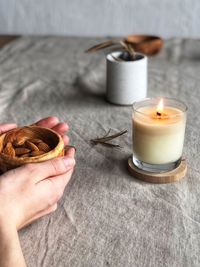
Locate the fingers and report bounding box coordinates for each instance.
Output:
[14,151,75,229]
[34,148,76,209]
[63,135,69,146]
[0,123,17,134]
[35,156,75,183]
[65,147,76,157]
[35,117,69,134]
[52,123,69,145]
[36,166,74,207]
[4,155,75,184]
[35,116,59,128]
[52,123,69,134]
[34,116,70,146]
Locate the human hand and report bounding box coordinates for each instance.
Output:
[0,147,75,230]
[0,117,75,229]
[0,116,70,146]
[0,118,74,267]
[35,116,70,146]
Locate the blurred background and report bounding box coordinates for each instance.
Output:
[0,0,199,38]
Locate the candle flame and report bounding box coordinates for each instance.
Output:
[156,98,164,116]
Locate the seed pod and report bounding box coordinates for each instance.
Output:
[37,142,51,153]
[26,141,39,152]
[31,138,43,144]
[3,142,15,157]
[13,136,27,147]
[4,132,17,147]
[20,127,37,140]
[30,150,45,157]
[15,148,30,156]
[20,153,30,158]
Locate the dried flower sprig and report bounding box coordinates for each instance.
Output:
[90,129,127,148]
[85,40,136,61]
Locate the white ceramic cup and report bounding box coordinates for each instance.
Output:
[106,52,147,105]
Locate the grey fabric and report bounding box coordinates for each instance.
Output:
[0,37,199,267]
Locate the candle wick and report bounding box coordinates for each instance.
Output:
[156,111,162,116]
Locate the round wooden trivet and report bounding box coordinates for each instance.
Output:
[128,157,187,184]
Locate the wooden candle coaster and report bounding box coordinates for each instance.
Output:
[128,157,187,184]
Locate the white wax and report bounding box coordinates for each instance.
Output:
[132,106,186,164]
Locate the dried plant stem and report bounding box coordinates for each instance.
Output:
[126,43,136,60]
[91,129,127,148]
[85,40,118,53]
[86,40,136,61]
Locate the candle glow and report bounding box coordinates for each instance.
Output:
[156,98,164,116]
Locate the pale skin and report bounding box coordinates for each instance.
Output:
[0,116,76,267]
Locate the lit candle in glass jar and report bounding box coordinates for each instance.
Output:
[132,98,187,172]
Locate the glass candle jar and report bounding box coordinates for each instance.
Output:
[132,98,187,172]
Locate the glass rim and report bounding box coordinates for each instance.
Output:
[132,97,188,118]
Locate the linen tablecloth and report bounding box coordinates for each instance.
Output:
[0,37,199,267]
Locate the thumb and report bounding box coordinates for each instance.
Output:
[5,156,75,183]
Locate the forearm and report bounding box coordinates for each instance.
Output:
[0,219,26,267]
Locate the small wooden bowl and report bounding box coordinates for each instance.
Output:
[0,126,64,173]
[125,35,163,55]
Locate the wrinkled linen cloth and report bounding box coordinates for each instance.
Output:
[0,37,199,267]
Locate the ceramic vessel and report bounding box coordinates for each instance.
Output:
[106,52,147,105]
